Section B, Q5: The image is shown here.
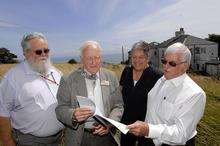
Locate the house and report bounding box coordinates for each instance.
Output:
[126,28,219,76]
[157,28,219,75]
[127,41,160,67]
[205,60,220,76]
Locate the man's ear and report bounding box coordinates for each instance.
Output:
[23,50,31,59]
[23,52,27,58]
[184,63,189,72]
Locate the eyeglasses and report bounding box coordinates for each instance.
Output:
[161,59,186,67]
[86,56,101,63]
[35,49,50,55]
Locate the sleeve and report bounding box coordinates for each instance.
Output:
[108,72,124,122]
[119,66,129,86]
[148,92,206,145]
[0,77,15,117]
[55,76,79,129]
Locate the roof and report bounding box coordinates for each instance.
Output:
[158,34,217,48]
[158,35,188,48]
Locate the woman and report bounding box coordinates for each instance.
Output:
[120,41,162,146]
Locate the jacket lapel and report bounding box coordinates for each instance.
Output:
[99,69,110,115]
[75,69,88,97]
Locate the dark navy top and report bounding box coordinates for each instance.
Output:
[120,66,162,124]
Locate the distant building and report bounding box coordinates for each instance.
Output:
[127,41,160,67]
[148,42,160,68]
[157,28,219,75]
[0,47,17,63]
[205,60,220,76]
[126,28,219,76]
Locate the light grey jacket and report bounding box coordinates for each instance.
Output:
[55,67,124,146]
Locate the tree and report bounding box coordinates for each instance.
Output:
[0,47,17,63]
[68,58,77,64]
[206,34,220,57]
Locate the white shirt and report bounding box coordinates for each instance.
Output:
[0,61,64,137]
[146,73,206,146]
[84,71,104,128]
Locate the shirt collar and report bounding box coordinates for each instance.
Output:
[83,68,100,79]
[166,73,187,87]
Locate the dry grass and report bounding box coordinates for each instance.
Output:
[0,64,17,79]
[0,63,219,146]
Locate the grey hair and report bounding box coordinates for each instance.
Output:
[131,40,150,57]
[21,32,48,53]
[165,42,191,65]
[80,41,102,56]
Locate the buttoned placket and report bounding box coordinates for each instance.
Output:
[155,79,169,112]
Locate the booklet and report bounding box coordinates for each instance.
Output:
[76,95,129,134]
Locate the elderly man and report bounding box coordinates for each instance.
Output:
[128,42,206,146]
[56,41,123,146]
[0,32,63,146]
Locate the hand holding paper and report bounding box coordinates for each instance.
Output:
[73,107,94,122]
[127,121,149,136]
[76,95,129,134]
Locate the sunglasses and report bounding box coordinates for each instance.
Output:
[161,59,186,67]
[35,49,50,55]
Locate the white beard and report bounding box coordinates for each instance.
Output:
[28,58,52,75]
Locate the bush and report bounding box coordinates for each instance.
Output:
[68,58,77,64]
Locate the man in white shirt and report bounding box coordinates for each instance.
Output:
[55,41,123,146]
[128,42,206,146]
[0,32,63,146]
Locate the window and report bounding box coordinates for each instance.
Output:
[195,47,200,54]
[197,64,200,70]
[162,50,164,57]
[201,47,206,54]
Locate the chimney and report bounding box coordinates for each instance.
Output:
[175,28,185,37]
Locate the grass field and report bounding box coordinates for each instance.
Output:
[0,63,219,146]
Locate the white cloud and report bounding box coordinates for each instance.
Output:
[111,0,220,42]
[0,20,19,28]
[97,0,123,26]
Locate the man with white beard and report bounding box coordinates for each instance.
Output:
[0,32,64,146]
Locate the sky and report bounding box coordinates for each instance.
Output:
[0,0,220,61]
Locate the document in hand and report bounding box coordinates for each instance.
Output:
[76,95,129,134]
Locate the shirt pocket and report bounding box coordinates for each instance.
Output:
[33,93,48,110]
[156,100,175,121]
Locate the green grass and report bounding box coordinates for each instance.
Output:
[191,75,220,146]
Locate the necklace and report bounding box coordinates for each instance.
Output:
[40,72,59,85]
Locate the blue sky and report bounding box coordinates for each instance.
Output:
[0,0,220,61]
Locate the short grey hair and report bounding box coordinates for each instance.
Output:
[131,40,150,57]
[80,41,102,56]
[165,42,191,65]
[21,32,48,53]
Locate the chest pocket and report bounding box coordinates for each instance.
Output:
[18,80,56,111]
[156,99,175,122]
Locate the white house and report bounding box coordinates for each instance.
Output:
[157,28,219,75]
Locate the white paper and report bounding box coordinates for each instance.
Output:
[97,115,129,134]
[76,95,96,113]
